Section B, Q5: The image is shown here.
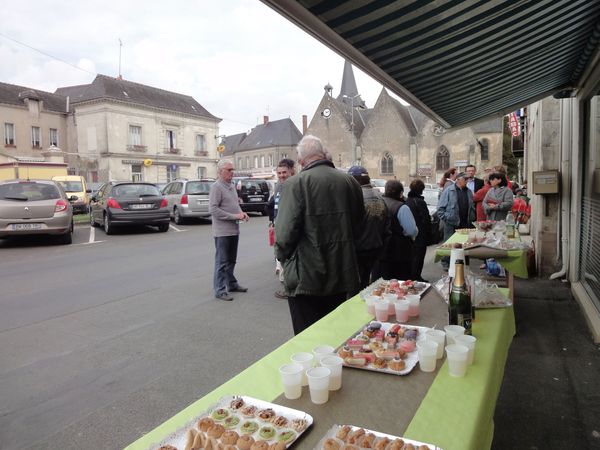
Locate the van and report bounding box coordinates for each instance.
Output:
[52,175,89,214]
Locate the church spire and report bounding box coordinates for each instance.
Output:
[337,60,366,108]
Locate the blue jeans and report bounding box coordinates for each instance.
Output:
[214,235,240,295]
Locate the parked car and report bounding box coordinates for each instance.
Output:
[370,178,386,193]
[162,179,214,224]
[52,175,89,214]
[0,179,74,244]
[89,181,170,234]
[422,188,443,245]
[235,178,270,215]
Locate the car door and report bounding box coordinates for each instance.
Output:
[90,183,105,223]
[162,183,174,212]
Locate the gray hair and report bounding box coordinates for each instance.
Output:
[297,135,326,160]
[217,159,233,171]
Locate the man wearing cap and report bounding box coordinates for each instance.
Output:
[275,135,365,335]
[437,172,476,245]
[348,165,390,290]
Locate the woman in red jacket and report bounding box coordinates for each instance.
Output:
[472,176,491,221]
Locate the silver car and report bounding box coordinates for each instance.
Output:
[0,179,74,244]
[162,179,214,224]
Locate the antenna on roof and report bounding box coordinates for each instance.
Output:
[118,38,123,80]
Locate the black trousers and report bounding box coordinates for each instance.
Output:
[357,249,382,290]
[411,242,427,280]
[287,293,347,335]
[379,260,412,281]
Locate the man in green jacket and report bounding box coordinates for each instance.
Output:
[275,135,365,335]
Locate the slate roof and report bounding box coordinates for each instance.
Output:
[0,82,67,113]
[56,75,220,120]
[337,60,366,109]
[236,118,302,152]
[222,133,247,156]
[471,118,504,133]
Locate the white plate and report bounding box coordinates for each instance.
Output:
[314,424,443,450]
[360,278,431,300]
[149,395,313,450]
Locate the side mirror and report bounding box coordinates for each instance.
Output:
[86,188,92,193]
[69,195,78,202]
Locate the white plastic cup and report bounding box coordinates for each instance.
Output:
[406,295,420,317]
[291,352,314,386]
[416,340,438,372]
[394,300,410,323]
[320,355,343,390]
[444,325,466,345]
[445,344,469,377]
[426,329,446,359]
[449,248,465,278]
[306,366,331,404]
[454,335,477,365]
[279,363,303,399]
[383,293,397,303]
[365,296,376,317]
[374,300,389,322]
[313,345,335,365]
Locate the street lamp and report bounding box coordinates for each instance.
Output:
[343,94,360,165]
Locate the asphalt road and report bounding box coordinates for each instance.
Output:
[0,215,294,450]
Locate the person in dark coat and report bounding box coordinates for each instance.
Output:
[405,179,432,282]
[465,164,484,193]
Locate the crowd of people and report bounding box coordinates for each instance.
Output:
[208,135,528,335]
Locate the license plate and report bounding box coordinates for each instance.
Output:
[249,197,262,202]
[197,199,208,204]
[12,223,42,230]
[130,204,153,209]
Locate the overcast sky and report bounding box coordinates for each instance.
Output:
[0,0,396,137]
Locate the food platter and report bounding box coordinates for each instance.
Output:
[336,322,428,376]
[150,395,313,450]
[314,424,442,450]
[360,279,431,300]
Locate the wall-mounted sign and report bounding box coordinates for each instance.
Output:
[532,170,559,194]
[143,159,153,167]
[417,165,432,177]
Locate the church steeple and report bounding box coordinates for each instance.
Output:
[337,60,366,108]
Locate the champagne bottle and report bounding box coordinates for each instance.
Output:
[448,259,473,335]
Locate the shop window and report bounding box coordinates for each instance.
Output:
[132,164,143,182]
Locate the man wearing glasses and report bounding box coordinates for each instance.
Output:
[209,159,250,301]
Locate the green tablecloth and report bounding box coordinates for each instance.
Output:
[126,293,514,450]
[435,232,529,278]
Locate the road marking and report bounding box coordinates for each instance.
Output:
[89,225,95,243]
[169,224,185,232]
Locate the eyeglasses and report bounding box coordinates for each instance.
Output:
[224,168,234,172]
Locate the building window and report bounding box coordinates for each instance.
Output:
[166,130,177,149]
[195,134,206,152]
[260,155,265,168]
[31,126,41,148]
[129,126,142,146]
[479,138,490,160]
[167,164,178,182]
[245,156,250,169]
[4,123,15,146]
[238,157,243,169]
[132,164,143,182]
[253,156,258,168]
[268,154,273,167]
[49,128,59,146]
[436,145,450,171]
[381,152,394,175]
[198,166,207,179]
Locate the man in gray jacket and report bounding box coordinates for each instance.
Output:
[438,172,476,240]
[209,160,249,301]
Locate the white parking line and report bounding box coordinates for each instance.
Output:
[169,224,185,232]
[89,226,95,243]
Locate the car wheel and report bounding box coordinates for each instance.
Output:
[90,210,98,227]
[174,207,183,225]
[103,213,114,235]
[58,222,73,245]
[158,223,169,232]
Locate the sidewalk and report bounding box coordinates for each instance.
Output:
[421,251,600,449]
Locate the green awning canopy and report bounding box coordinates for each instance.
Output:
[262,0,600,128]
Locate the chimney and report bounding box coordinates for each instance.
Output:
[263,115,269,125]
[302,115,308,134]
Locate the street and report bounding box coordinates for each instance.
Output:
[0,216,293,450]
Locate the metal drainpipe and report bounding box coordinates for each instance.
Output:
[550,99,572,280]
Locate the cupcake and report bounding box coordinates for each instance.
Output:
[259,426,276,440]
[240,421,259,435]
[277,430,297,444]
[211,408,230,421]
[223,415,240,429]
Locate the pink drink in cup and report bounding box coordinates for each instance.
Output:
[374,300,389,322]
[366,295,377,316]
[394,299,409,323]
[406,295,420,317]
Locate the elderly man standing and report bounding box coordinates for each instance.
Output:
[438,171,476,241]
[209,159,249,301]
[275,135,365,335]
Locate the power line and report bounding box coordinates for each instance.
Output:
[0,32,96,75]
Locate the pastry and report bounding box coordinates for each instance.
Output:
[323,438,341,450]
[241,405,258,417]
[271,415,288,428]
[346,339,365,351]
[374,349,400,360]
[338,346,353,359]
[374,437,390,450]
[221,430,240,445]
[185,428,198,450]
[344,357,367,366]
[389,357,406,372]
[368,341,383,351]
[354,351,376,363]
[159,446,178,450]
[230,398,245,410]
[268,442,286,450]
[341,446,358,450]
[404,444,416,450]
[218,445,236,450]
[290,418,308,432]
[388,439,405,450]
[192,431,205,450]
[277,430,297,444]
[237,435,255,450]
[372,357,387,369]
[399,340,416,353]
[198,417,216,432]
[240,421,259,434]
[208,424,225,439]
[418,445,430,450]
[258,408,276,422]
[250,440,270,450]
[212,408,230,421]
[258,426,276,440]
[357,433,376,448]
[223,415,240,429]
[404,329,419,340]
[373,329,385,342]
[335,425,352,441]
[347,428,366,445]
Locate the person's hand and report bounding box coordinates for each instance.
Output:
[237,212,250,222]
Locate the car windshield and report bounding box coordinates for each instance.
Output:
[371,179,386,187]
[239,180,267,193]
[57,181,83,192]
[113,184,160,196]
[186,181,212,195]
[423,189,439,207]
[0,182,60,200]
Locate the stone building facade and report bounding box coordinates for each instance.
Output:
[307,62,503,183]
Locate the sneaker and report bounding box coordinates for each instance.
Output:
[229,286,248,293]
[274,290,288,299]
[215,293,233,301]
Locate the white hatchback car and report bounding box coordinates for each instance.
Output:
[162,179,214,224]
